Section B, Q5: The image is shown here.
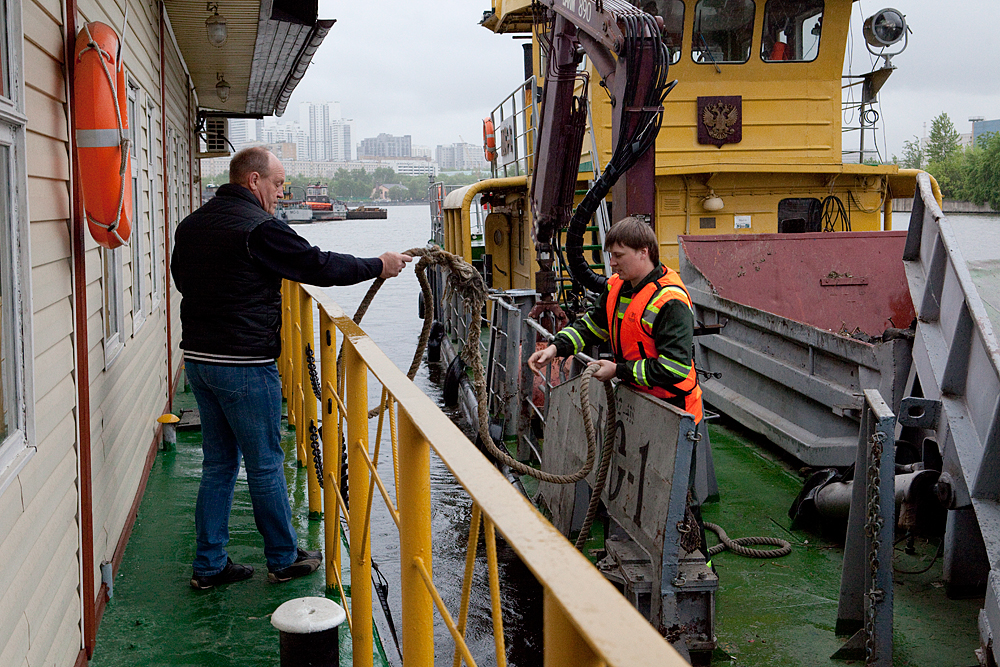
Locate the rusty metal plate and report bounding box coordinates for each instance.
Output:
[680,231,915,337]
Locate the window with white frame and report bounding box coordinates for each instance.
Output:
[128,81,144,332]
[0,0,34,484]
[147,100,159,307]
[103,244,124,364]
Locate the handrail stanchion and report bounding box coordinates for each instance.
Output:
[320,310,341,588]
[279,280,289,395]
[289,285,304,464]
[300,291,321,518]
[544,590,602,667]
[397,406,435,666]
[345,341,374,667]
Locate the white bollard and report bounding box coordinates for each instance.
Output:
[271,597,347,667]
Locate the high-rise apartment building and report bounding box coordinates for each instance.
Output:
[435,142,488,171]
[358,133,412,159]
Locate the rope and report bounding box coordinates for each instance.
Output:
[704,521,792,559]
[347,245,617,486]
[574,367,616,549]
[80,22,130,247]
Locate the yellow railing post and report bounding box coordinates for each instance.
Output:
[279,280,288,395]
[346,341,373,667]
[320,311,341,588]
[289,284,304,464]
[397,407,434,666]
[300,291,321,518]
[543,589,603,667]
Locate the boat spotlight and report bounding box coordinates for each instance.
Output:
[863,8,909,67]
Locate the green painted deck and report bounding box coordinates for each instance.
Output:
[90,383,983,666]
[702,421,982,667]
[90,386,390,667]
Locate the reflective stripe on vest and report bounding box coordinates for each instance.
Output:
[606,268,703,422]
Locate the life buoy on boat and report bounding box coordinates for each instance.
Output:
[73,22,132,249]
[483,118,497,163]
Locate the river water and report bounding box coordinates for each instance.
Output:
[296,205,542,666]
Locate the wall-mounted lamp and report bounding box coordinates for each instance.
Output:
[206,2,228,47]
[702,190,724,211]
[216,73,230,103]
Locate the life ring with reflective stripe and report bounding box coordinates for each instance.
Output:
[483,118,497,162]
[73,22,132,249]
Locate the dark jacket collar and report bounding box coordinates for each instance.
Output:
[215,183,265,210]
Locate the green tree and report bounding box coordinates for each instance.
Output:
[962,132,1000,210]
[925,112,961,165]
[896,136,923,169]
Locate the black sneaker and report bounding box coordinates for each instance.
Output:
[190,558,254,590]
[268,548,322,583]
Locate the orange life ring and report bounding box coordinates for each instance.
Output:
[483,118,497,163]
[73,22,132,249]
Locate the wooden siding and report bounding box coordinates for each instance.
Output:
[0,0,195,662]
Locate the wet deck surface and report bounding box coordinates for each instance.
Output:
[702,420,983,667]
[90,387,389,667]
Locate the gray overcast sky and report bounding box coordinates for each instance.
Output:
[287,0,1000,159]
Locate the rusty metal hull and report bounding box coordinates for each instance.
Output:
[679,232,915,466]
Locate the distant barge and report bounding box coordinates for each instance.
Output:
[347,205,387,220]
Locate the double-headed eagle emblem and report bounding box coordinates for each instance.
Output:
[702,102,740,141]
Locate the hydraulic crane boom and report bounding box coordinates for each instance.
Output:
[529,0,675,306]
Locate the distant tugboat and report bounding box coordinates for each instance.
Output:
[304,182,348,220]
[346,205,387,220]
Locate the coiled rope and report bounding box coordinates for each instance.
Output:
[704,521,792,559]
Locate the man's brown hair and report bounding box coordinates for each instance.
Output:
[604,216,659,265]
[229,146,273,186]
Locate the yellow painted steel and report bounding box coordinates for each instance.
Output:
[279,282,686,667]
[453,504,482,667]
[300,292,321,517]
[289,284,301,441]
[484,518,507,667]
[320,311,342,588]
[279,280,289,395]
[397,407,435,666]
[345,342,374,667]
[543,589,603,667]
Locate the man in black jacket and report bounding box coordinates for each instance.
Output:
[172,146,411,589]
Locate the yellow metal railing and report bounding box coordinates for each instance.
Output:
[280,279,686,666]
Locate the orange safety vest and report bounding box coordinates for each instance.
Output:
[606,268,704,423]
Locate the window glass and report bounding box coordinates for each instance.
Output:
[762,0,823,62]
[0,0,8,99]
[0,145,15,444]
[104,248,122,348]
[692,0,755,64]
[148,103,159,305]
[641,0,685,64]
[129,84,144,326]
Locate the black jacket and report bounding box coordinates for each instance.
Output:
[171,184,382,359]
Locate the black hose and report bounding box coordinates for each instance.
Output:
[565,13,676,295]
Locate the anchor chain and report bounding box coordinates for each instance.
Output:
[864,430,887,666]
[309,419,323,489]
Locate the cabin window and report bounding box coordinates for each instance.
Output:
[642,0,685,64]
[762,0,823,62]
[128,83,145,333]
[778,197,822,232]
[0,0,8,99]
[146,98,159,308]
[0,0,34,487]
[0,145,17,448]
[692,0,755,65]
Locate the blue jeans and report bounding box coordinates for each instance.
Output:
[187,361,298,575]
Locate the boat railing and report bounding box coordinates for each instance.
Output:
[489,76,537,179]
[278,280,686,666]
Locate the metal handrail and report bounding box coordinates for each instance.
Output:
[279,280,686,667]
[490,76,538,178]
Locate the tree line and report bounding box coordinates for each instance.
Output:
[893,112,1000,210]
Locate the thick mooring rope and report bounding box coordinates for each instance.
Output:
[350,245,618,488]
[705,521,792,559]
